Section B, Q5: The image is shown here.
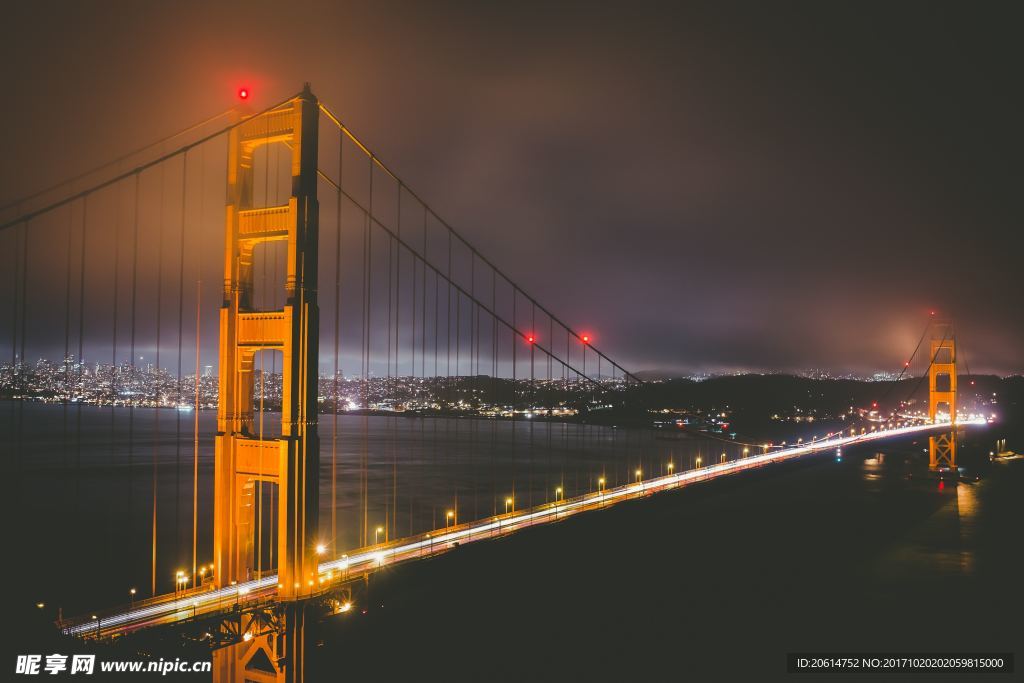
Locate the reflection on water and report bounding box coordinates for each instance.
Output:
[956,480,979,574]
[860,447,985,580]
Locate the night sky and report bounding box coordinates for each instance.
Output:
[2,1,1021,376]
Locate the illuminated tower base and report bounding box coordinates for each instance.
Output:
[212,603,308,683]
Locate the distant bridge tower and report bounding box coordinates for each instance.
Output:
[213,85,320,602]
[928,322,957,470]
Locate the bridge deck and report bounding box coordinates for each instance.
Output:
[64,419,986,639]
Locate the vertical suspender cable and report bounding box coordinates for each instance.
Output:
[128,172,140,589]
[395,187,402,538]
[512,291,517,507]
[174,152,187,568]
[151,162,165,596]
[109,185,121,565]
[422,210,427,378]
[62,205,73,472]
[332,126,342,553]
[529,302,535,506]
[192,278,201,588]
[192,138,206,588]
[387,217,395,539]
[491,269,497,516]
[471,255,478,521]
[75,198,88,558]
[364,205,372,548]
[9,221,22,477]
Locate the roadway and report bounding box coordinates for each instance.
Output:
[65,418,988,638]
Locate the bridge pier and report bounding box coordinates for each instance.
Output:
[211,602,308,683]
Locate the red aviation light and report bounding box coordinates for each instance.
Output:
[238,87,250,100]
[581,334,591,344]
[526,334,535,344]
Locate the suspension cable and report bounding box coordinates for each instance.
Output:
[1,93,303,234]
[317,102,641,385]
[0,109,235,215]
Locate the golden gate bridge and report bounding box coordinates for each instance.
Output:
[0,84,985,681]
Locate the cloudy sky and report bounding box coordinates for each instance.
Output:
[2,0,1020,375]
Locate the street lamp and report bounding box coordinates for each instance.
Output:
[315,543,327,556]
[720,452,726,464]
[696,456,702,468]
[375,526,384,545]
[555,486,563,502]
[598,477,605,493]
[667,462,674,475]
[129,588,136,608]
[176,574,188,599]
[742,447,749,458]
[635,468,642,483]
[446,510,455,530]
[505,497,513,514]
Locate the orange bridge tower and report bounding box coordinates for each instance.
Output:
[213,85,320,601]
[927,322,957,470]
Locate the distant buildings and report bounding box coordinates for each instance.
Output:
[0,356,620,418]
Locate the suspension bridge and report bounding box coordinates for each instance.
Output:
[0,85,988,681]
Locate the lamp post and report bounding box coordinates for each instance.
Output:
[129,588,136,608]
[505,497,513,514]
[375,526,384,546]
[314,544,326,591]
[446,510,455,531]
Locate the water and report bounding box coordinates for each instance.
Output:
[6,401,1019,680]
[311,433,1023,681]
[4,401,723,614]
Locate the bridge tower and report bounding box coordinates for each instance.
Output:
[927,323,957,470]
[213,85,320,601]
